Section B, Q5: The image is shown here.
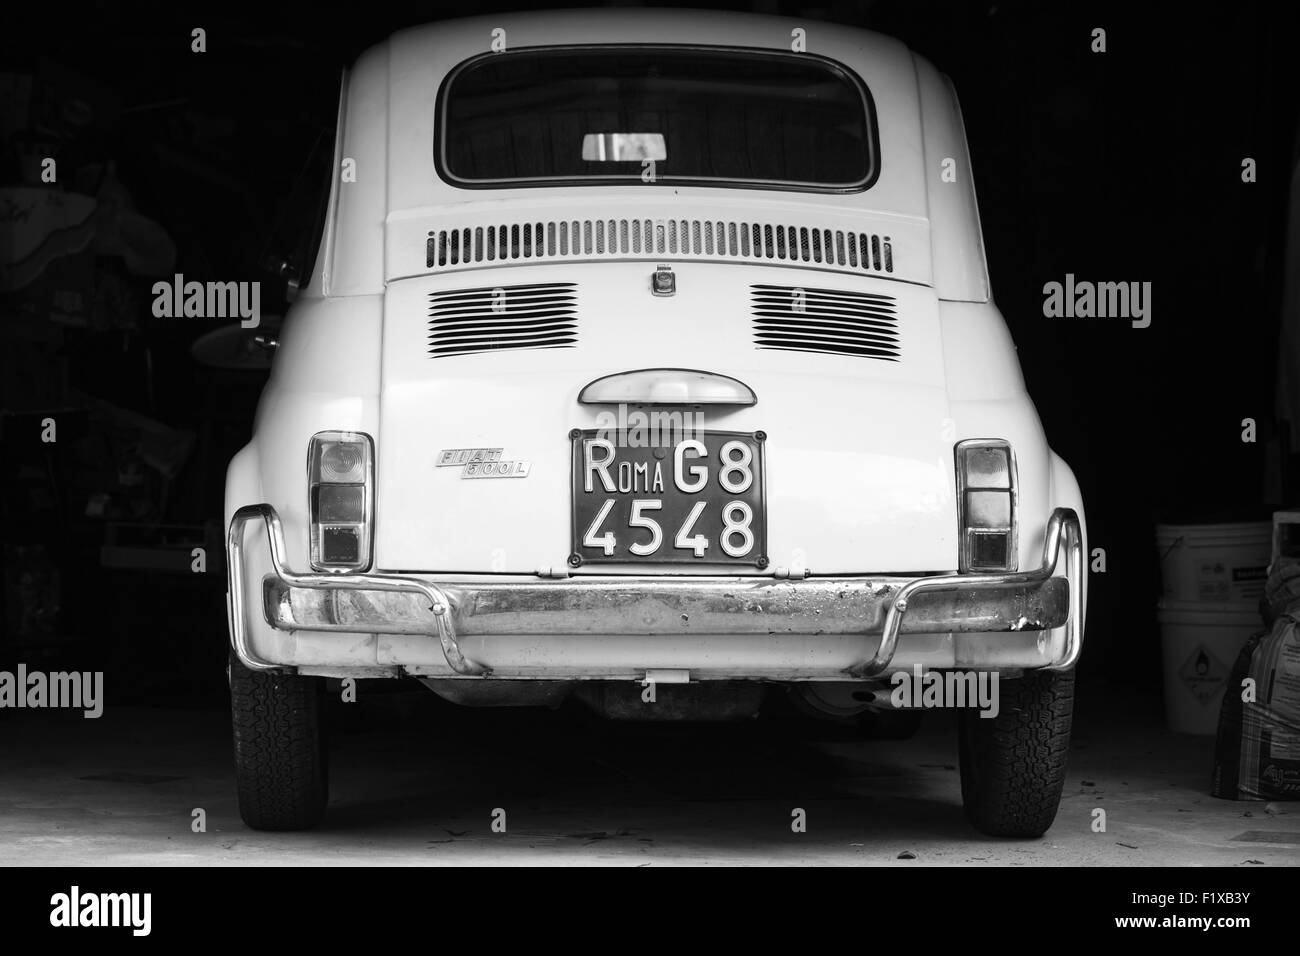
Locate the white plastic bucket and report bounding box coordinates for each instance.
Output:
[1157,600,1260,734]
[1155,522,1271,604]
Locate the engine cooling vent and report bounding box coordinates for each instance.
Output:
[750,284,900,361]
[427,283,578,358]
[427,220,894,275]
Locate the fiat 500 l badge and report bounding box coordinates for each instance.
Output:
[437,447,531,478]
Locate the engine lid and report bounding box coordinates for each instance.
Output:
[374,260,957,574]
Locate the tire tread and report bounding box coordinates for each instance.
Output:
[229,656,328,831]
[959,668,1074,838]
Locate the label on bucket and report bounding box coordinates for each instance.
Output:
[1179,643,1230,705]
[1232,565,1268,598]
[1198,562,1268,602]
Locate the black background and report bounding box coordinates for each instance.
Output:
[1,0,1296,703]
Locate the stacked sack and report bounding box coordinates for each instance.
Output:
[1212,559,1300,799]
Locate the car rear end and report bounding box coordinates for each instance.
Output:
[224,10,1085,835]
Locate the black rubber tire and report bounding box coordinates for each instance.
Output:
[856,707,924,740]
[229,654,329,831]
[958,668,1074,838]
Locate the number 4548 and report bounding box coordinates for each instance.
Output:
[582,438,757,559]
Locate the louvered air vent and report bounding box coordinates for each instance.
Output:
[750,284,900,361]
[427,219,894,276]
[427,283,578,358]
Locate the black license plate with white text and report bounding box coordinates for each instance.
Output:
[570,429,767,567]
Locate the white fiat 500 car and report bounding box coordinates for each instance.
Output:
[226,10,1085,837]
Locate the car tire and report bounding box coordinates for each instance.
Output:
[229,653,329,831]
[958,667,1074,838]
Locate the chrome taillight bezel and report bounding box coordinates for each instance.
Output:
[955,438,1018,573]
[307,430,374,572]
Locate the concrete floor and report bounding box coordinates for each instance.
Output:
[2,683,1297,865]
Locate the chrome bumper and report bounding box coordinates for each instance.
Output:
[228,504,1082,679]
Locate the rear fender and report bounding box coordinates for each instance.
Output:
[224,293,384,667]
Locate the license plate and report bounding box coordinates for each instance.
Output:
[570,429,767,567]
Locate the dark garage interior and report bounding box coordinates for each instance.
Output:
[2,0,1299,877]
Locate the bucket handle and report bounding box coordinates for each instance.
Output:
[1159,535,1184,561]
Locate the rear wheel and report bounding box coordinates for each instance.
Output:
[958,668,1074,838]
[229,654,329,831]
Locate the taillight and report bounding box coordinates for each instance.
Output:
[955,439,1017,572]
[308,431,373,571]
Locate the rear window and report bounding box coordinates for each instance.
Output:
[437,46,877,192]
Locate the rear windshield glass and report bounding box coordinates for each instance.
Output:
[438,47,876,191]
